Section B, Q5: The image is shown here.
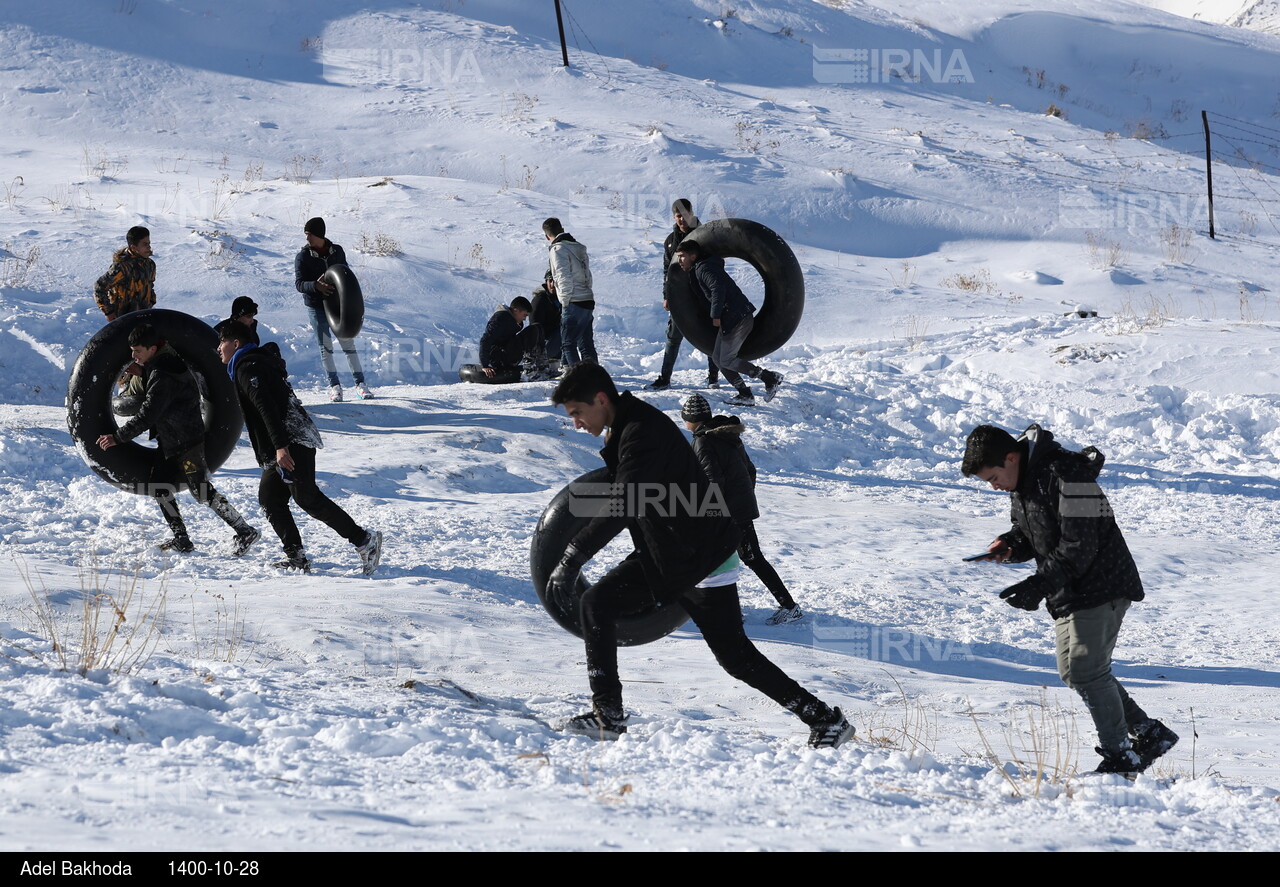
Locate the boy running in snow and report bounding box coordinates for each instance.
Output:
[218,322,382,575]
[674,239,782,406]
[548,362,851,747]
[97,324,259,555]
[962,423,1177,774]
[680,393,802,624]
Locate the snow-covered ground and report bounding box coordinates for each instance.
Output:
[2,0,1279,852]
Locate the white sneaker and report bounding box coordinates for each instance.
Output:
[329,384,344,403]
[356,383,374,399]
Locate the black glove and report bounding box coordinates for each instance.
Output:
[999,575,1049,611]
[546,544,586,614]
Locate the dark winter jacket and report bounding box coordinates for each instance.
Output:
[690,256,755,333]
[228,342,323,465]
[94,248,156,319]
[530,283,561,335]
[661,220,700,306]
[1000,425,1144,619]
[294,240,348,308]
[570,393,740,600]
[479,306,521,368]
[114,350,203,459]
[690,416,760,523]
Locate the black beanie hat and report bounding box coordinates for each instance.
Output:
[680,393,712,424]
[231,296,259,318]
[305,217,326,238]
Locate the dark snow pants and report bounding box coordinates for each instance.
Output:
[579,556,832,726]
[259,444,365,555]
[738,521,797,610]
[151,444,250,538]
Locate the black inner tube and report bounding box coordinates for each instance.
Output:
[66,309,243,494]
[530,467,690,646]
[322,264,365,340]
[666,217,805,362]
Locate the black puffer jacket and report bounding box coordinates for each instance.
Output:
[114,351,203,459]
[690,416,759,523]
[228,343,323,465]
[1000,425,1144,618]
[570,393,739,600]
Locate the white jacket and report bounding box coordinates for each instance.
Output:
[547,234,594,306]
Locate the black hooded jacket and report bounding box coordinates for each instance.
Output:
[570,393,740,600]
[690,416,760,524]
[479,307,521,368]
[114,350,204,459]
[229,343,323,465]
[1000,425,1144,618]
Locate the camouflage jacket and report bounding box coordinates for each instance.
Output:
[94,248,156,318]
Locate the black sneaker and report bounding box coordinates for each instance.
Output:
[808,707,855,749]
[273,551,311,573]
[706,376,720,389]
[232,527,261,557]
[1132,719,1178,767]
[1095,744,1144,774]
[765,605,803,625]
[564,710,628,740]
[725,390,755,407]
[159,534,195,554]
[648,376,671,390]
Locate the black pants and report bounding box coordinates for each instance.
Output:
[738,522,797,610]
[150,445,249,537]
[492,323,546,369]
[259,444,365,554]
[579,556,832,726]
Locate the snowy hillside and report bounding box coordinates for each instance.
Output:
[2,0,1280,853]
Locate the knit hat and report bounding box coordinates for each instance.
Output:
[230,296,259,318]
[304,217,326,238]
[680,392,712,424]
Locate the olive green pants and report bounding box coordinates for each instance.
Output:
[1054,598,1149,752]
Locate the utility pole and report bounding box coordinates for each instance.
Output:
[1202,110,1216,239]
[554,0,570,67]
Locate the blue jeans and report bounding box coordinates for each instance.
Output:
[560,301,597,366]
[307,305,365,386]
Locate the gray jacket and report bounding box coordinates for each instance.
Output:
[547,234,594,306]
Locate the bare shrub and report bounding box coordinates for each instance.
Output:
[18,558,167,676]
[355,232,404,258]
